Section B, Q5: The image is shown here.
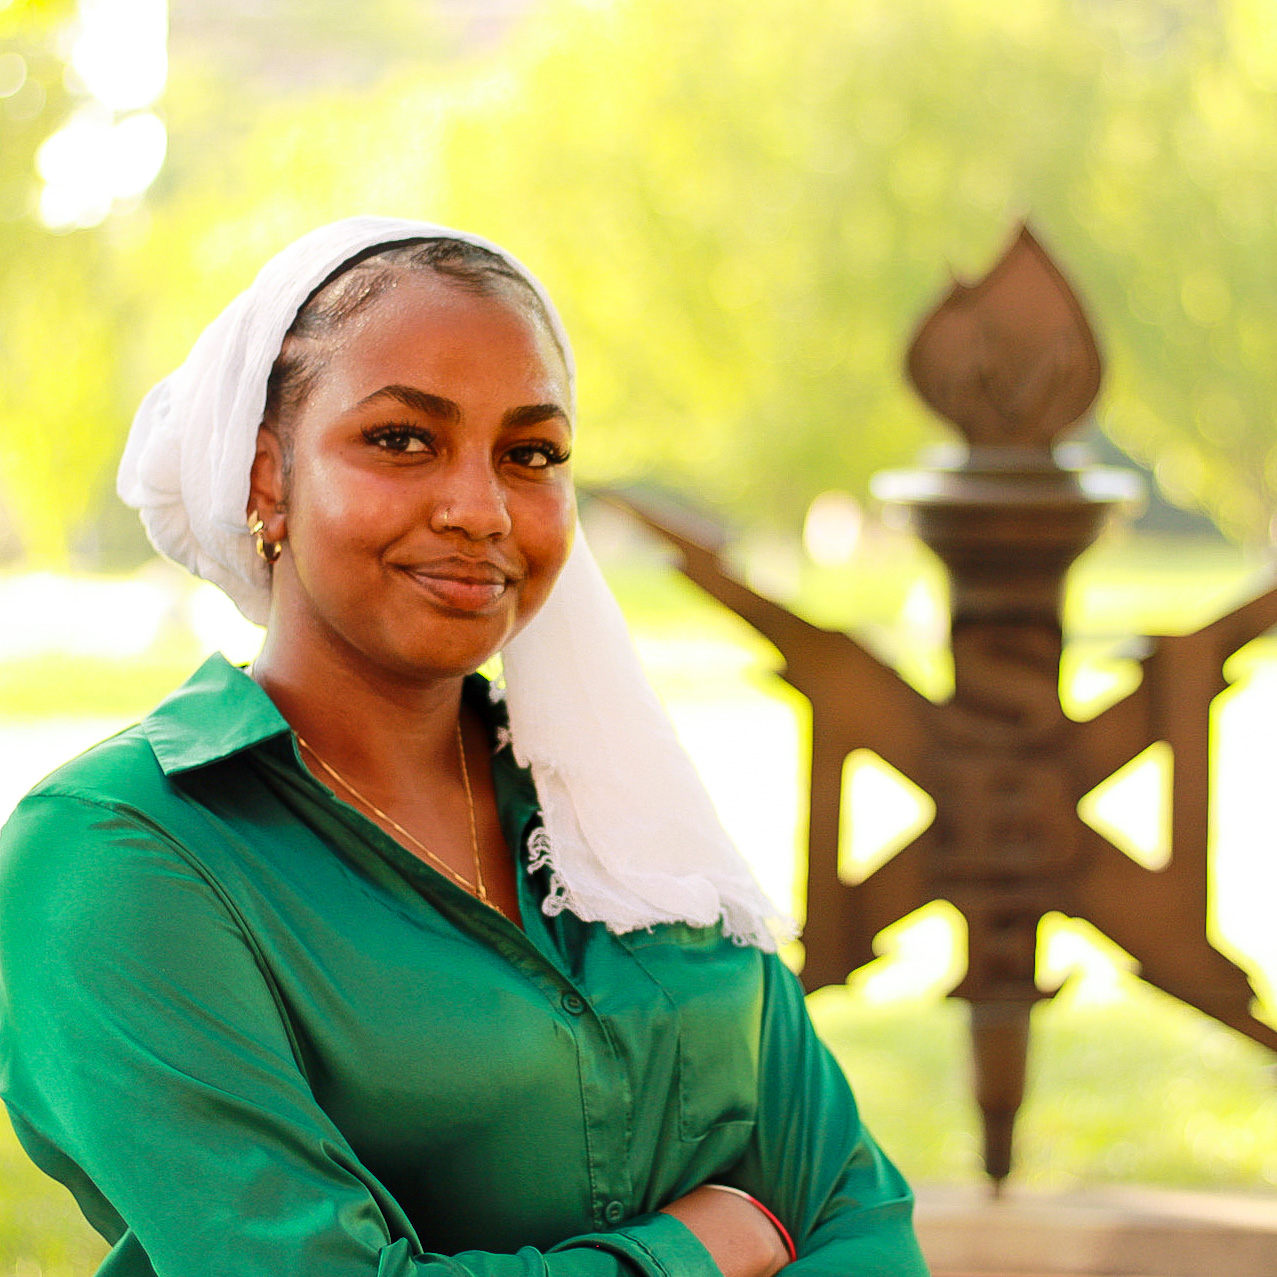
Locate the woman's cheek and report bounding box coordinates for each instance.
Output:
[532,485,576,573]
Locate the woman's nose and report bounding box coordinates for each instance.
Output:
[428,459,512,541]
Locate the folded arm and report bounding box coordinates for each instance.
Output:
[724,956,930,1276]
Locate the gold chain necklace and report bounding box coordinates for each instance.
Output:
[296,720,490,906]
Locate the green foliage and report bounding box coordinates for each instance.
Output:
[0,233,139,565]
[434,0,1277,536]
[6,0,1277,559]
[0,11,69,218]
[0,0,122,565]
[439,0,1059,518]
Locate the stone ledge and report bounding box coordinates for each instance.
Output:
[914,1184,1277,1277]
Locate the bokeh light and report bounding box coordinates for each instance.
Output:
[0,50,26,97]
[36,105,166,228]
[34,0,167,230]
[803,490,864,567]
[69,0,166,113]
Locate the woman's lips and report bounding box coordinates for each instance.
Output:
[399,564,511,613]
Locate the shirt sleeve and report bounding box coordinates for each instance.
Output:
[0,793,718,1277]
[724,954,931,1276]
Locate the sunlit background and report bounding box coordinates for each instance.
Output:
[3,0,1277,1269]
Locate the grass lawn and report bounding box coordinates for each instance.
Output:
[0,1115,107,1276]
[809,978,1277,1193]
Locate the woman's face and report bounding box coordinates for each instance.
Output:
[251,274,575,685]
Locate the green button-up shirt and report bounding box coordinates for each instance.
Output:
[0,655,927,1276]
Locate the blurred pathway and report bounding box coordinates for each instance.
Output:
[917,1184,1277,1276]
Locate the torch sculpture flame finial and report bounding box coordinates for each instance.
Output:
[906,225,1102,454]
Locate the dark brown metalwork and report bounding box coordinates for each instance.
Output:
[600,224,1277,1188]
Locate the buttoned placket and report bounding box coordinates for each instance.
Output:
[488,816,639,1235]
[293,750,641,1238]
[491,940,637,1234]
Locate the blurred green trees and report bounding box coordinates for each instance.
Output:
[3,0,1277,565]
[0,0,104,565]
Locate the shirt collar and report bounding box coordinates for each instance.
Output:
[143,652,292,776]
[142,652,515,779]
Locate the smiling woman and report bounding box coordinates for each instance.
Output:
[0,217,928,1277]
[251,257,575,692]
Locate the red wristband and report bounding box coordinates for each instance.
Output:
[703,1184,798,1264]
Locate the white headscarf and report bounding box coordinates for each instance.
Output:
[118,216,789,948]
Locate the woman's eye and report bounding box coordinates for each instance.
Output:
[507,442,570,470]
[363,425,432,454]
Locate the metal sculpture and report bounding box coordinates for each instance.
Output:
[603,225,1277,1187]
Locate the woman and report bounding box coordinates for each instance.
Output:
[0,218,928,1276]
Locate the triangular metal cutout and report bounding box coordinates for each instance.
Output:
[838,749,936,885]
[1077,741,1173,871]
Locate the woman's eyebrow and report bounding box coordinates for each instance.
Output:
[503,403,569,429]
[355,387,567,431]
[357,384,461,423]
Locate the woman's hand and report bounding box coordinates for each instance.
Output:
[660,1185,791,1277]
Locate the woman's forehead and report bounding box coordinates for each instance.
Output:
[300,276,572,412]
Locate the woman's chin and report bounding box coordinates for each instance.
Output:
[367,619,512,685]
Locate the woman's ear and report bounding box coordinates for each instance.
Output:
[247,427,288,540]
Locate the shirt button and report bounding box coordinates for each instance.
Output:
[561,990,586,1015]
[603,1200,625,1224]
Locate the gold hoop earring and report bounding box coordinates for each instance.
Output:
[248,510,283,565]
